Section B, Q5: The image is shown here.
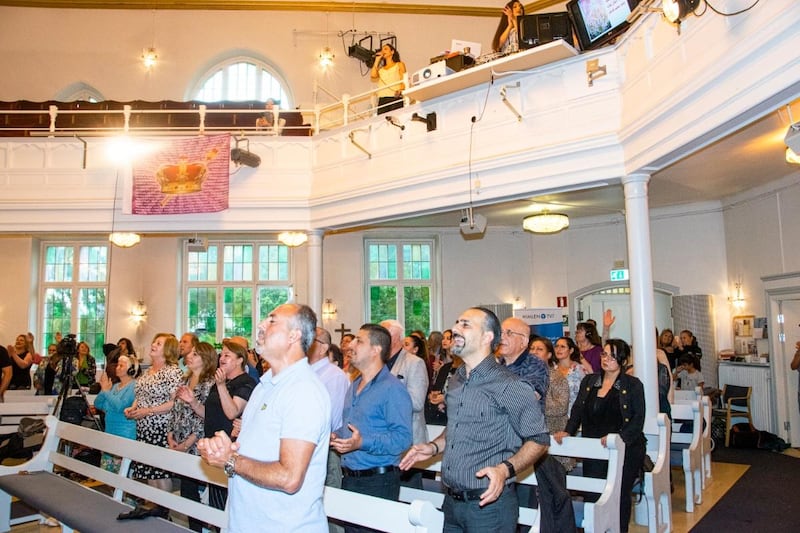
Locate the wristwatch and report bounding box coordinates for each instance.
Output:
[224,453,239,478]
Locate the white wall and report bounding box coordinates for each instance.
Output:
[0,8,496,106]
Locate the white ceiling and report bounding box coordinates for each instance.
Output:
[376,99,800,229]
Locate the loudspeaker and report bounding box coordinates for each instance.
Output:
[459,213,487,235]
[519,13,574,49]
[410,61,453,86]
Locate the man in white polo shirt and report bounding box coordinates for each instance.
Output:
[198,304,331,532]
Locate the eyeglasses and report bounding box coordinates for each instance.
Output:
[600,352,616,360]
[315,338,329,345]
[502,329,528,339]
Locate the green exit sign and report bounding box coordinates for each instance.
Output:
[610,268,629,281]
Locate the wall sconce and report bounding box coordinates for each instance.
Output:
[729,281,745,308]
[278,231,308,247]
[322,299,337,320]
[141,47,158,70]
[131,300,148,322]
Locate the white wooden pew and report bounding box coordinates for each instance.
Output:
[0,416,442,533]
[674,389,713,488]
[404,425,625,533]
[634,413,672,533]
[0,400,54,433]
[669,401,703,512]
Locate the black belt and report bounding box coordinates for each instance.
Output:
[341,465,399,478]
[445,486,485,502]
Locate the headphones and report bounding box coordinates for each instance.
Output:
[119,355,140,378]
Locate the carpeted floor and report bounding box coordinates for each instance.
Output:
[690,447,800,532]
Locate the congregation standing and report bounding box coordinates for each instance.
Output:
[8,298,658,533]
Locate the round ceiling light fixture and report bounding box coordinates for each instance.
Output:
[522,213,569,234]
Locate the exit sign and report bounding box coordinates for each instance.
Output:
[610,268,629,281]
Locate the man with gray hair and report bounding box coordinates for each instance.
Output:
[199,303,330,533]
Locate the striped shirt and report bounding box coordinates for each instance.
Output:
[442,355,549,491]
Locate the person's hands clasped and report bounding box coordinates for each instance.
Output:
[198,430,239,468]
[214,367,226,386]
[330,424,363,454]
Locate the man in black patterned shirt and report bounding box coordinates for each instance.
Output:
[401,307,549,532]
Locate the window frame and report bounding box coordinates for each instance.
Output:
[182,239,294,344]
[189,55,294,106]
[38,241,109,361]
[364,238,439,334]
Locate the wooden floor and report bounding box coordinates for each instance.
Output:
[6,462,752,532]
[629,462,748,533]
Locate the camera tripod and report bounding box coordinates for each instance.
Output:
[51,350,103,432]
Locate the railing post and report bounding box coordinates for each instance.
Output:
[123,104,131,133]
[342,94,350,126]
[48,105,58,136]
[314,104,321,135]
[198,104,207,135]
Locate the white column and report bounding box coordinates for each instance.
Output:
[307,230,324,319]
[622,173,658,432]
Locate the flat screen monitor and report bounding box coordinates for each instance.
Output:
[566,0,640,51]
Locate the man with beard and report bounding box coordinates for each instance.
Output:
[400,307,549,532]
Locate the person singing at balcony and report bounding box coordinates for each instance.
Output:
[371,43,406,115]
[492,0,524,53]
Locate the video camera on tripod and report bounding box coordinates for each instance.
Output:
[53,333,103,431]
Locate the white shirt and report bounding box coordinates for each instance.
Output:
[229,359,330,533]
[310,357,349,432]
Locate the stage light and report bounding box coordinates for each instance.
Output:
[662,0,701,24]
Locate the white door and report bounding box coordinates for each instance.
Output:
[775,299,800,445]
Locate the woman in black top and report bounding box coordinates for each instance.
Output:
[554,339,646,533]
[200,340,256,510]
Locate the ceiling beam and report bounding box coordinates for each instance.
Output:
[0,0,565,17]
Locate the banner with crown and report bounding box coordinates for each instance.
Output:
[132,134,230,215]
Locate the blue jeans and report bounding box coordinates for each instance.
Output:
[443,485,518,533]
[342,470,401,533]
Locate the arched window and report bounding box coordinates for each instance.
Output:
[55,82,104,102]
[191,56,292,106]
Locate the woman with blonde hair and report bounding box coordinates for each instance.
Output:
[121,333,183,520]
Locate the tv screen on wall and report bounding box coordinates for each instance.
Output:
[566,0,641,51]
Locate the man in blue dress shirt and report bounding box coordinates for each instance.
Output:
[330,323,413,533]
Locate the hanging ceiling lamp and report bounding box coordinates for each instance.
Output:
[522,212,570,234]
[278,231,308,247]
[109,232,142,248]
